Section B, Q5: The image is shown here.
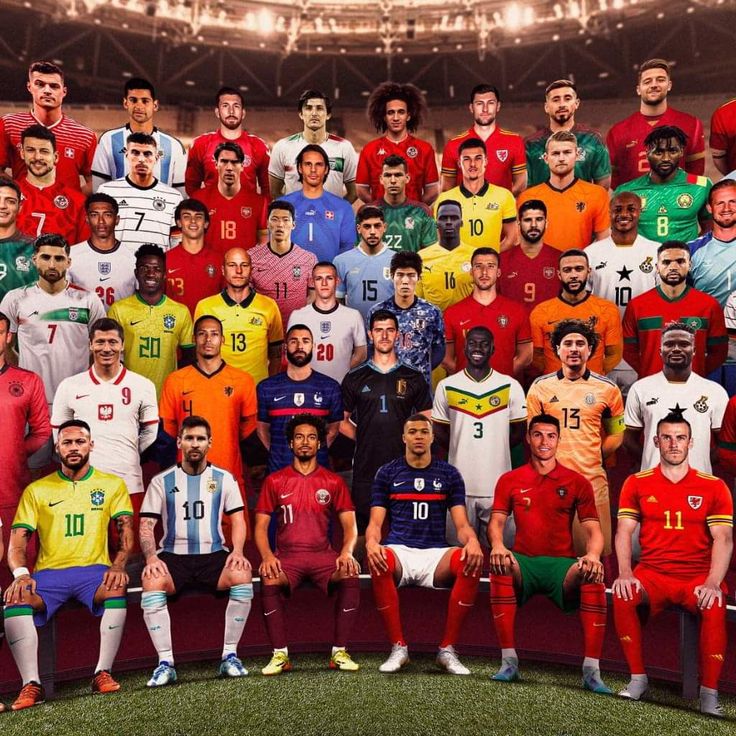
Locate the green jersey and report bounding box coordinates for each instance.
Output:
[615,170,712,243]
[0,232,36,302]
[376,198,436,253]
[524,125,611,187]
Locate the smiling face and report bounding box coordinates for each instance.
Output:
[90,329,123,370]
[22,136,57,179]
[556,332,591,370]
[527,422,560,462]
[609,193,642,237]
[464,328,494,369]
[637,67,671,107]
[177,208,208,241]
[135,254,165,297]
[0,185,21,230]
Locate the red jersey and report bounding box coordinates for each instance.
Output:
[441,126,526,191]
[357,135,439,202]
[618,466,733,577]
[255,464,354,554]
[622,285,728,378]
[0,112,96,192]
[165,244,223,316]
[185,129,270,196]
[716,395,736,475]
[606,107,705,189]
[493,461,598,558]
[192,185,268,255]
[0,364,50,509]
[248,242,317,326]
[17,178,90,244]
[498,243,560,308]
[710,99,736,173]
[443,293,531,376]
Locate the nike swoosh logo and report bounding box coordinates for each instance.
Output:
[493,613,505,619]
[9,638,25,645]
[274,396,287,402]
[593,623,606,627]
[130,320,144,326]
[108,625,121,630]
[264,610,277,616]
[280,492,293,499]
[182,390,194,395]
[320,335,330,339]
[75,394,90,400]
[100,277,111,282]
[49,500,65,507]
[392,481,404,487]
[167,268,181,274]
[520,488,531,494]
[458,601,474,607]
[342,607,357,613]
[459,320,471,326]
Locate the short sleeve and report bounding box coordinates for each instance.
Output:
[139,378,160,427]
[509,378,527,422]
[0,291,19,331]
[222,471,245,513]
[501,189,517,221]
[371,463,391,509]
[593,189,611,232]
[448,465,466,507]
[332,476,355,513]
[177,304,194,348]
[623,383,644,429]
[574,476,599,522]
[254,475,277,514]
[268,139,286,180]
[491,473,512,515]
[617,475,641,522]
[267,302,284,345]
[431,379,450,423]
[12,485,39,531]
[350,310,367,347]
[342,143,358,184]
[706,479,734,528]
[110,478,134,519]
[141,475,165,517]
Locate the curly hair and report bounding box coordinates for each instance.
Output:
[367,82,427,134]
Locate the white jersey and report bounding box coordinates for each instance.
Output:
[97,176,182,254]
[625,371,728,473]
[269,132,358,198]
[51,365,158,494]
[288,302,366,383]
[0,282,106,403]
[141,462,243,554]
[92,125,187,194]
[68,240,137,312]
[432,368,526,498]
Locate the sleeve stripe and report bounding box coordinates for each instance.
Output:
[111,510,134,519]
[225,506,245,516]
[708,519,734,527]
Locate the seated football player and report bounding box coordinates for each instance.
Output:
[612,412,733,717]
[3,420,133,710]
[254,414,361,675]
[366,414,483,675]
[139,416,253,686]
[488,413,610,693]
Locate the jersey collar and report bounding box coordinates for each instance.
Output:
[135,292,166,307]
[124,175,161,191]
[459,182,490,198]
[556,368,591,380]
[544,178,579,194]
[194,360,226,379]
[220,289,256,308]
[655,284,690,303]
[463,367,493,382]
[88,365,126,385]
[56,467,94,483]
[368,359,401,374]
[85,239,123,255]
[311,302,339,315]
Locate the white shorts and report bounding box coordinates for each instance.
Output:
[387,544,451,589]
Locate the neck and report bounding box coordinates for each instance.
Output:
[128,120,154,134]
[182,458,208,475]
[394,292,414,309]
[530,455,557,475]
[519,239,544,257]
[466,364,491,381]
[314,295,337,310]
[439,238,460,251]
[0,225,19,240]
[662,365,691,382]
[462,178,485,195]
[659,281,686,299]
[382,192,407,207]
[197,355,224,374]
[641,100,668,117]
[39,277,67,295]
[561,363,586,380]
[648,170,676,185]
[302,128,327,145]
[269,238,292,255]
[219,126,242,140]
[472,287,497,306]
[226,284,251,302]
[385,130,408,144]
[286,363,312,381]
[301,184,323,199]
[660,459,689,483]
[611,230,638,246]
[137,289,163,306]
[32,105,62,126]
[559,288,587,305]
[61,462,90,482]
[129,173,154,188]
[358,241,383,256]
[293,456,318,475]
[372,350,398,371]
[28,170,56,188]
[218,181,241,198]
[473,121,496,139]
[405,450,431,469]
[549,118,575,133]
[181,237,204,254]
[713,224,736,241]
[549,171,575,189]
[89,236,118,252]
[93,362,121,382]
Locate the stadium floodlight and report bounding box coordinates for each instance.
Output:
[504,2,523,30]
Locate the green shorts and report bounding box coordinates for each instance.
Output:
[515,553,578,613]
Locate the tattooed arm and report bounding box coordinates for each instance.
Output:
[140,516,170,580]
[3,528,36,604]
[102,515,132,591]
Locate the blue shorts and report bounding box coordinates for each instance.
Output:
[32,565,108,626]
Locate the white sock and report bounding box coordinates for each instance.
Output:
[583,657,600,669]
[631,674,648,682]
[274,646,288,656]
[96,603,127,672]
[5,613,40,684]
[501,648,518,661]
[222,584,253,658]
[141,591,174,664]
[332,646,345,656]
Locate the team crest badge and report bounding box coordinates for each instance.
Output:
[433,478,442,490]
[8,381,24,397]
[677,193,694,209]
[496,150,508,162]
[98,262,112,275]
[658,205,668,215]
[325,210,335,220]
[207,479,218,494]
[249,316,263,326]
[557,487,567,498]
[91,490,105,506]
[639,197,647,209]
[241,207,252,218]
[497,314,509,328]
[461,261,472,273]
[315,488,331,505]
[693,395,709,413]
[163,314,176,330]
[378,147,387,156]
[486,202,499,211]
[320,321,331,334]
[404,216,415,230]
[15,255,30,272]
[575,201,586,212]
[53,195,69,209]
[415,318,427,330]
[396,378,407,396]
[243,154,252,167]
[223,385,234,397]
[686,318,703,330]
[688,495,703,510]
[68,307,79,321]
[414,478,425,491]
[383,267,391,280]
[543,267,555,279]
[98,404,114,421]
[294,392,305,407]
[490,395,501,407]
[293,266,301,278]
[206,265,216,277]
[64,146,75,159]
[406,146,419,159]
[313,391,323,404]
[639,257,654,273]
[152,197,166,212]
[584,393,595,405]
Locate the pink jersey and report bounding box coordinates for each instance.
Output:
[192,185,268,255]
[165,244,223,316]
[249,242,316,326]
[357,135,439,202]
[606,107,705,189]
[256,464,353,554]
[0,112,96,191]
[498,243,560,308]
[185,129,270,196]
[17,178,90,244]
[0,364,50,508]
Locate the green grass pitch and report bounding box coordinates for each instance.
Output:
[3,655,734,736]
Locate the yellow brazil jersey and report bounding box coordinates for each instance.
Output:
[434,183,517,251]
[194,289,283,385]
[416,241,475,313]
[526,369,624,492]
[108,294,194,397]
[12,467,133,571]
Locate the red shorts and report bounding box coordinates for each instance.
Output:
[280,549,338,594]
[634,565,728,617]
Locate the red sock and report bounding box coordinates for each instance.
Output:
[579,583,607,659]
[489,574,517,649]
[334,577,360,648]
[370,548,405,645]
[261,584,288,649]
[699,602,727,689]
[439,549,480,649]
[612,587,645,675]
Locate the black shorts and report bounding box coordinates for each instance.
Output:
[350,480,373,534]
[160,550,229,593]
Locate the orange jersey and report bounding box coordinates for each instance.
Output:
[529,292,622,375]
[517,179,610,252]
[159,362,257,485]
[526,369,624,489]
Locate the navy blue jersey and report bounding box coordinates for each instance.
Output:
[257,370,343,472]
[372,457,466,549]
